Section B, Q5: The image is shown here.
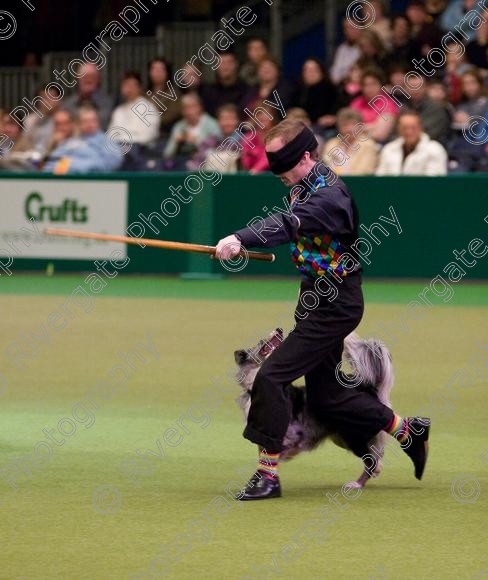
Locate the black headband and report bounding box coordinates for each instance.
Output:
[266,127,318,175]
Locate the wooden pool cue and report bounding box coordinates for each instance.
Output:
[44,228,276,262]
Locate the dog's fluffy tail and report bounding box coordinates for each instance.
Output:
[343,333,394,408]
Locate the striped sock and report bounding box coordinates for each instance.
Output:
[257,448,280,479]
[386,414,409,444]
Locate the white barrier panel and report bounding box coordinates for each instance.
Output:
[0,179,128,260]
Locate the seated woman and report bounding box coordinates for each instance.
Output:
[241,102,277,174]
[147,57,181,136]
[350,68,399,143]
[336,63,363,108]
[322,108,379,175]
[163,93,221,170]
[240,37,269,86]
[187,103,242,173]
[243,57,292,111]
[452,68,488,126]
[356,30,389,71]
[448,68,488,172]
[292,58,338,135]
[385,15,422,68]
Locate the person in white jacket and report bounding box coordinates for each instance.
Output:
[376,111,448,176]
[108,71,160,145]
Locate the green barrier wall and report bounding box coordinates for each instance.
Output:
[2,172,488,279]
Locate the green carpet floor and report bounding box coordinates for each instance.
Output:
[0,275,486,579]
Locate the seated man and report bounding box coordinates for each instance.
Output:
[200,51,248,116]
[108,71,160,146]
[187,103,242,173]
[43,107,122,174]
[64,63,113,130]
[163,93,221,170]
[405,75,451,145]
[0,112,49,172]
[376,110,448,176]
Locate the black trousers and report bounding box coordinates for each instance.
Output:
[243,274,394,456]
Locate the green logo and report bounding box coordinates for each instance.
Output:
[25,192,89,223]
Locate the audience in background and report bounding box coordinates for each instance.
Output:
[387,15,422,67]
[330,18,361,85]
[440,0,483,43]
[244,57,292,111]
[466,18,488,70]
[356,30,389,71]
[404,75,451,144]
[350,68,399,142]
[3,2,487,176]
[427,80,456,120]
[43,109,75,162]
[336,63,363,107]
[201,51,248,116]
[323,108,379,175]
[286,107,324,151]
[0,112,36,170]
[386,64,411,107]
[292,58,338,132]
[240,38,268,86]
[43,106,121,174]
[376,111,447,175]
[64,63,113,130]
[241,102,276,174]
[23,85,63,156]
[443,42,472,106]
[406,0,442,56]
[109,71,160,145]
[448,69,488,172]
[453,69,488,123]
[0,112,13,159]
[163,93,220,169]
[179,62,205,96]
[147,57,181,135]
[187,103,242,173]
[368,0,392,49]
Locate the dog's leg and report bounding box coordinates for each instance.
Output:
[344,434,384,489]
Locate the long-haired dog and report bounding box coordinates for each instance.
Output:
[234,328,394,488]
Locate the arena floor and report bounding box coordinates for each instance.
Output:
[0,275,487,579]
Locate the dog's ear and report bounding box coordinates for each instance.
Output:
[234,350,248,364]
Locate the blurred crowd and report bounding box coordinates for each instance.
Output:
[0,0,487,176]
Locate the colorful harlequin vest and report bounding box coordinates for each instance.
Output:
[290,175,357,280]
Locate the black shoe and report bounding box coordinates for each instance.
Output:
[237,470,282,501]
[402,417,431,480]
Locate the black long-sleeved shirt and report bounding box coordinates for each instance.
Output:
[234,163,361,280]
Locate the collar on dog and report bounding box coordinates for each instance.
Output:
[266,127,318,175]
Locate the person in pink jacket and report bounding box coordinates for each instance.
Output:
[241,102,277,174]
[350,68,399,143]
